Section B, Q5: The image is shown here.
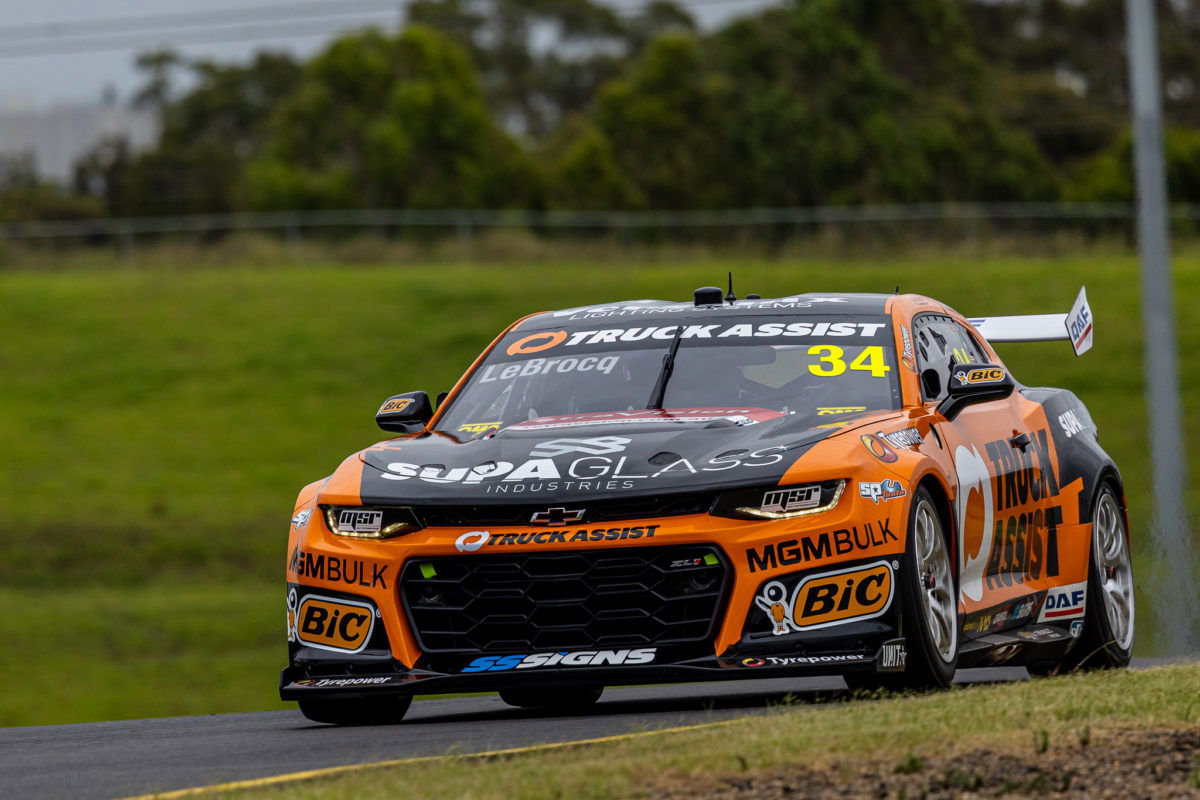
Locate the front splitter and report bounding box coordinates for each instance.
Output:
[279,651,883,701]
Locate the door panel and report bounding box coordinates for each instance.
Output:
[912,314,1050,621]
[941,402,1043,613]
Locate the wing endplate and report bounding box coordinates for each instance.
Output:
[967,287,1093,357]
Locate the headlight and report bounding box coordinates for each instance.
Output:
[710,480,845,521]
[321,505,423,539]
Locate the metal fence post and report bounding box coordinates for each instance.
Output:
[1126,0,1196,655]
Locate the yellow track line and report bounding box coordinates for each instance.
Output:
[119,716,743,799]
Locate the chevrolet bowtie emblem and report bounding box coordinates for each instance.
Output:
[529,507,585,526]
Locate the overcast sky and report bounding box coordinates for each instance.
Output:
[0,0,389,108]
[0,0,763,109]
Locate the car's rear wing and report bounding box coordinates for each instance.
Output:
[967,287,1093,356]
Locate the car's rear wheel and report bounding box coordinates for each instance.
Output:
[845,487,958,692]
[499,686,603,709]
[298,694,412,725]
[1035,483,1133,675]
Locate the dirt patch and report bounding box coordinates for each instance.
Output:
[658,728,1200,799]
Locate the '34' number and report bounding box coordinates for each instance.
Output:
[807,345,890,378]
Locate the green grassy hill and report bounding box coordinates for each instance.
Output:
[1,252,1196,724]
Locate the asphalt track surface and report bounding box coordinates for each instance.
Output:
[1,667,1075,800]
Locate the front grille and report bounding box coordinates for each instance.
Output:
[401,545,729,653]
[412,492,715,528]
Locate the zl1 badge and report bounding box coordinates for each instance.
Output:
[755,561,894,634]
[295,595,376,653]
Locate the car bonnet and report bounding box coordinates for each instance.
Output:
[355,408,903,505]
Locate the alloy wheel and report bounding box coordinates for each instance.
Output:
[1094,492,1135,652]
[913,498,956,662]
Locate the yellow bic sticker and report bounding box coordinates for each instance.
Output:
[806,345,891,379]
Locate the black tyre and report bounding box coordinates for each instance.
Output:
[846,486,958,692]
[499,686,603,709]
[1042,483,1134,675]
[298,694,412,725]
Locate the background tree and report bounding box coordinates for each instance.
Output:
[553,0,1055,209]
[407,0,694,137]
[53,0,1200,218]
[76,51,302,216]
[1066,127,1200,202]
[0,153,103,222]
[963,0,1200,166]
[581,34,736,209]
[241,26,539,210]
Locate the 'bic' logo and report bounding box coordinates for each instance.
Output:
[955,368,1005,385]
[296,595,375,653]
[378,397,414,414]
[792,562,894,630]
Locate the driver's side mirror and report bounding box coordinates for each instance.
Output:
[376,391,433,433]
[937,364,1015,420]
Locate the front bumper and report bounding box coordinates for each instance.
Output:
[283,470,914,699]
[279,638,901,701]
[281,546,909,703]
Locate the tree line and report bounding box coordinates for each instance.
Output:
[7,0,1200,222]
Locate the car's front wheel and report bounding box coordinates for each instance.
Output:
[298,694,412,725]
[845,486,958,692]
[499,686,603,709]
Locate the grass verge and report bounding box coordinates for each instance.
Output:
[215,663,1200,799]
[0,581,288,727]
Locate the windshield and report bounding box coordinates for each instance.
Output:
[436,316,901,438]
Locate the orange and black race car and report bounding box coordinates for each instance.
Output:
[280,285,1134,725]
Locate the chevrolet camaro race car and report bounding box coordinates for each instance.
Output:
[281,285,1135,725]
